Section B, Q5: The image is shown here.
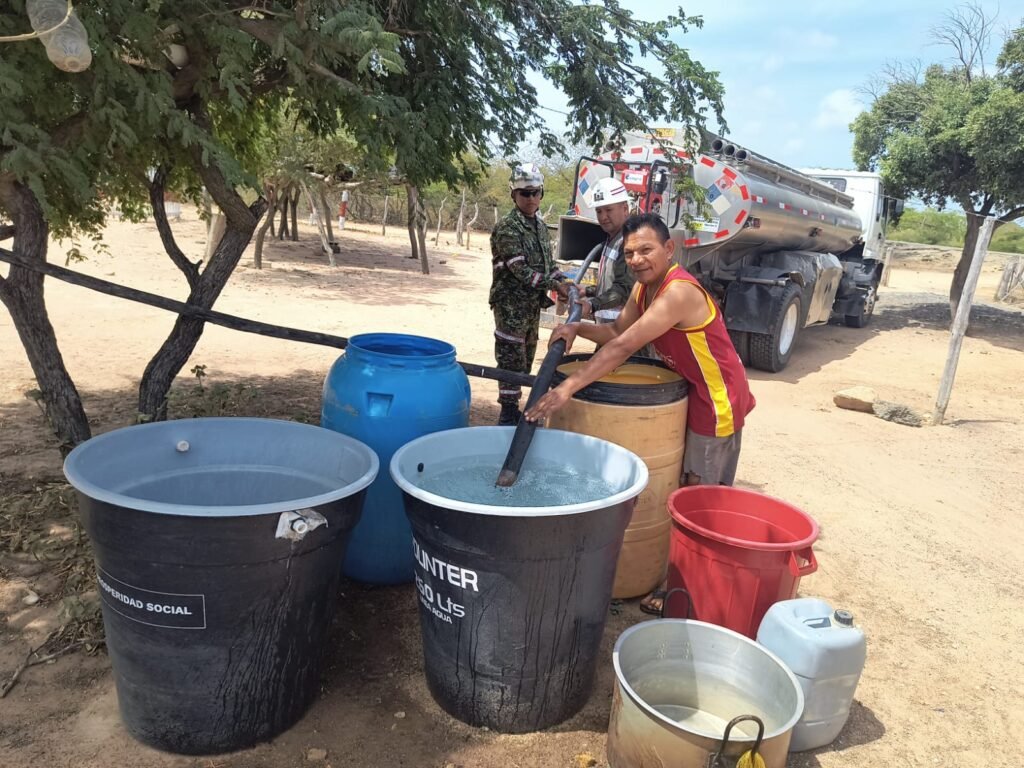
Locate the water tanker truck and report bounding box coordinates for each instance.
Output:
[556,129,903,372]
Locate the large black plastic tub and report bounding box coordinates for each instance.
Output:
[391,426,648,733]
[63,418,378,754]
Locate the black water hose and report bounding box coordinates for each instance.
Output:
[0,247,532,390]
[494,241,604,488]
[495,285,583,487]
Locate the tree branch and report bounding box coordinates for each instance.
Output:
[0,225,14,241]
[234,16,285,46]
[307,62,361,95]
[929,1,995,82]
[998,206,1024,224]
[148,166,201,289]
[186,106,260,227]
[235,16,361,94]
[382,24,428,37]
[50,112,90,150]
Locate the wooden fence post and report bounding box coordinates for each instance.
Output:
[932,216,995,425]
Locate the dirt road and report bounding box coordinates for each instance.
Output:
[1,213,1022,767]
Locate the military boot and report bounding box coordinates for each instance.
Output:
[497,403,522,426]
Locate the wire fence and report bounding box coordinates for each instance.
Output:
[319,188,565,233]
[338,189,505,233]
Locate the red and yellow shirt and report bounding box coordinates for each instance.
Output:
[636,265,755,437]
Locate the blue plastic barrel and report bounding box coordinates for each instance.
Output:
[322,333,471,584]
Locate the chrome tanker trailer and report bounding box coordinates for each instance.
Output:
[557,130,900,372]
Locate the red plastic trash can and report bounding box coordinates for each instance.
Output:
[665,486,819,638]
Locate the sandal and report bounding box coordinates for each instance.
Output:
[639,589,667,616]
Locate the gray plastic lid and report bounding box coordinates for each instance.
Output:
[834,609,855,626]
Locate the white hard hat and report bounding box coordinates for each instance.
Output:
[509,162,544,190]
[586,177,629,208]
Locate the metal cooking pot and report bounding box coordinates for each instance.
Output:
[607,593,803,768]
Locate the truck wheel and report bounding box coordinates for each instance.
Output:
[728,330,751,367]
[844,285,877,328]
[750,283,802,372]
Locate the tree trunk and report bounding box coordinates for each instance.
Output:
[0,181,91,451]
[405,184,420,262]
[253,185,277,269]
[416,195,429,275]
[148,166,199,288]
[302,183,334,266]
[138,137,268,422]
[276,188,290,240]
[466,203,480,249]
[382,193,389,236]
[320,189,335,245]
[456,189,466,245]
[289,187,300,242]
[434,195,448,246]
[405,183,429,274]
[205,208,226,263]
[951,214,983,319]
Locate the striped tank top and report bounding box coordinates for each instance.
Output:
[636,265,755,437]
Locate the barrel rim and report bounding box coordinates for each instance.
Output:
[554,354,688,406]
[612,618,805,741]
[63,417,380,518]
[348,332,456,361]
[390,426,649,518]
[668,485,819,551]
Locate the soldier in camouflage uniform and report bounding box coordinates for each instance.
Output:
[490,163,568,425]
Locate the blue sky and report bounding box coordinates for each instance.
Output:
[531,0,1010,169]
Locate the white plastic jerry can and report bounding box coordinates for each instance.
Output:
[756,597,867,751]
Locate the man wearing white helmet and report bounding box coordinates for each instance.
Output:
[580,177,635,319]
[489,162,569,426]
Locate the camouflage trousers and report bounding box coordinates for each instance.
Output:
[493,306,540,405]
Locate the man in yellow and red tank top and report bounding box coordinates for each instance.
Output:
[526,212,755,486]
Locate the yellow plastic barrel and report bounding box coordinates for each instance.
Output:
[548,355,688,598]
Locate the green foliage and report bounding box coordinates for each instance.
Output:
[356,0,724,190]
[852,24,1024,221]
[0,1,403,236]
[889,208,1024,252]
[890,209,968,246]
[998,23,1024,92]
[457,157,579,216]
[992,220,1024,252]
[2,1,723,237]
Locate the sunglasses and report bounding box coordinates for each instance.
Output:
[516,189,543,198]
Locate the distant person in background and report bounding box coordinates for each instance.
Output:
[525,213,755,614]
[578,177,635,320]
[490,162,569,426]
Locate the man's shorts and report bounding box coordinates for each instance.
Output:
[682,429,743,486]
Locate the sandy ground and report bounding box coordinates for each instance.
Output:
[1,211,1023,767]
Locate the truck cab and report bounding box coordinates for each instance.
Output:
[802,170,895,264]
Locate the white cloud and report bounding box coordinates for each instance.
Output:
[764,54,784,73]
[814,89,863,129]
